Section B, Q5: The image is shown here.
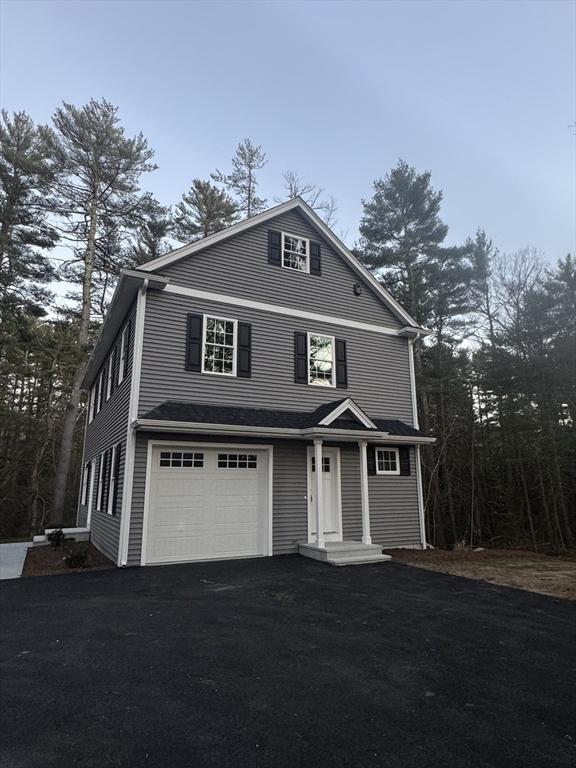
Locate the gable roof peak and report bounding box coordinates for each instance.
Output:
[138,197,422,330]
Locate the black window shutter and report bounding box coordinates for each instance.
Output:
[294,332,308,383]
[268,230,282,265]
[335,339,348,389]
[399,446,411,476]
[367,446,376,476]
[112,444,122,515]
[310,241,321,275]
[124,319,133,378]
[185,313,203,371]
[237,322,252,378]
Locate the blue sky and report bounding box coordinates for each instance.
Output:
[1,0,575,260]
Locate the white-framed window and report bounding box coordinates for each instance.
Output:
[308,332,335,387]
[217,453,258,469]
[106,351,114,401]
[95,453,105,512]
[118,324,128,384]
[376,447,400,475]
[107,444,117,515]
[88,385,95,423]
[159,451,204,468]
[202,315,237,376]
[80,462,91,505]
[282,232,309,272]
[311,456,331,473]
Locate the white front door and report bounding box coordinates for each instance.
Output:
[307,446,342,543]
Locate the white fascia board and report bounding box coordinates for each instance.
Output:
[139,197,424,331]
[134,419,435,443]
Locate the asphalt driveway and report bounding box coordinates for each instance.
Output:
[0,557,574,768]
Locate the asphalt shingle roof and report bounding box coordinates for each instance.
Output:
[140,400,427,438]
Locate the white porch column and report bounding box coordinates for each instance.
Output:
[358,440,372,545]
[314,438,325,547]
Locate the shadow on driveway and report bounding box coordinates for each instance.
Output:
[1,556,574,768]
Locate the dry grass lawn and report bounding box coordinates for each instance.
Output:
[384,548,576,601]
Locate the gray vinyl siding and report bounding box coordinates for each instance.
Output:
[76,302,136,563]
[158,210,401,328]
[138,290,413,422]
[126,435,420,565]
[369,447,422,548]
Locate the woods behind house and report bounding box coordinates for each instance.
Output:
[1,100,574,550]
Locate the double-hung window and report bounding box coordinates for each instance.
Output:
[202,315,237,376]
[375,448,400,475]
[106,351,114,401]
[95,454,105,512]
[282,233,309,272]
[107,445,118,515]
[88,386,95,422]
[96,371,104,414]
[308,333,335,387]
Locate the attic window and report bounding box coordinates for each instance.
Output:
[282,233,309,272]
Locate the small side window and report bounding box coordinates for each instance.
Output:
[375,448,400,475]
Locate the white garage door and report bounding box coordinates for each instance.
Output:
[144,445,270,565]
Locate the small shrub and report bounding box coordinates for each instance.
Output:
[63,541,89,569]
[47,528,66,547]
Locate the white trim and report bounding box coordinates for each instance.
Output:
[375,446,401,475]
[86,459,96,528]
[134,418,436,443]
[415,444,427,549]
[96,371,104,414]
[318,397,377,429]
[140,440,274,566]
[281,231,310,273]
[138,197,422,330]
[358,440,372,545]
[118,282,147,567]
[163,282,403,339]
[107,444,118,515]
[307,332,335,388]
[201,314,238,378]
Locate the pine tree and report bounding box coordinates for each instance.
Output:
[212,139,267,217]
[0,110,57,329]
[42,99,156,522]
[173,179,237,242]
[130,195,173,264]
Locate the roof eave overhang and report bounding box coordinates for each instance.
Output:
[398,326,432,339]
[134,419,436,443]
[81,270,170,389]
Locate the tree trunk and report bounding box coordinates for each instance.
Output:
[52,196,97,523]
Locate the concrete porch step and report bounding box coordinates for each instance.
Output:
[327,553,392,567]
[299,540,392,566]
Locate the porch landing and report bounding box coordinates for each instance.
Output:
[298,541,392,566]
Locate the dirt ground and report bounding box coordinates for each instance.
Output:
[383,548,576,601]
[22,542,114,577]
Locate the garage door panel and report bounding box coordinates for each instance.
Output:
[146,446,269,565]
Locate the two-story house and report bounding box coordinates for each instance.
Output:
[76,198,434,568]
